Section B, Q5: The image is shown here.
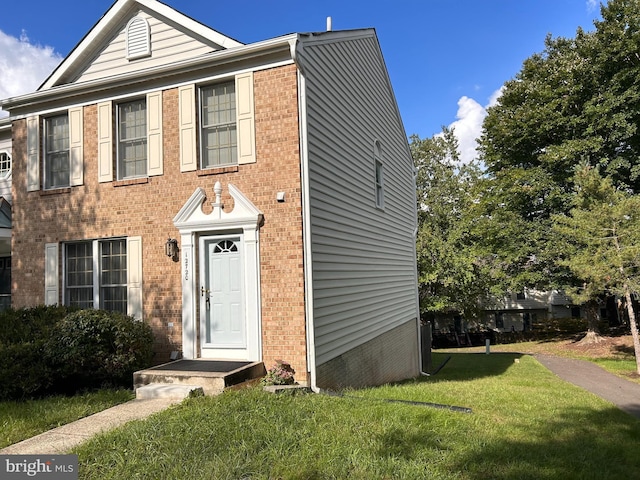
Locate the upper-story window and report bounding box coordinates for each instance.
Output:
[374,140,385,209]
[178,72,255,173]
[45,114,70,189]
[200,81,237,168]
[117,98,147,179]
[0,151,11,179]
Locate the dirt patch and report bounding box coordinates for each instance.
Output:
[562,335,635,359]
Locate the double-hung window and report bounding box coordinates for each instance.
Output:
[200,81,237,168]
[178,73,255,172]
[65,239,128,314]
[45,114,70,189]
[26,107,83,192]
[118,99,147,179]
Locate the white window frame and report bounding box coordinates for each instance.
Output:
[199,80,238,169]
[55,237,143,319]
[117,98,147,180]
[64,238,127,314]
[0,150,11,180]
[44,113,70,190]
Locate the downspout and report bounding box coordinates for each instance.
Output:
[290,37,320,393]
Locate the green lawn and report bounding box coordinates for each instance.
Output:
[441,338,640,383]
[0,389,134,449]
[73,353,640,480]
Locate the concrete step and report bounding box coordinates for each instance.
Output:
[136,383,204,400]
[134,360,266,396]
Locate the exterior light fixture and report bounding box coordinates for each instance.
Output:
[165,238,179,260]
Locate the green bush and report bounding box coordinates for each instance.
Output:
[0,341,52,399]
[0,306,77,400]
[0,305,76,345]
[45,310,154,389]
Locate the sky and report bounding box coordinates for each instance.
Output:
[0,0,606,163]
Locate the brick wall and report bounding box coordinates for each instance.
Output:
[11,64,309,381]
[315,319,421,390]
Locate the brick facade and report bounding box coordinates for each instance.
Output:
[11,64,309,382]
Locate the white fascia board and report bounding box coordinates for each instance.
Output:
[137,0,243,49]
[0,118,10,132]
[41,0,136,90]
[296,28,375,47]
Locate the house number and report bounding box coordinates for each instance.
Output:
[184,252,189,281]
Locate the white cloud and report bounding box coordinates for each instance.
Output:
[448,87,503,165]
[0,30,62,117]
[586,0,597,13]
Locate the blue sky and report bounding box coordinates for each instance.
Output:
[0,0,605,162]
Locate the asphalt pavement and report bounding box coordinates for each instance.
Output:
[536,354,640,419]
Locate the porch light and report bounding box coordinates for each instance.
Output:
[165,238,179,260]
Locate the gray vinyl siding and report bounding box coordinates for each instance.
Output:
[300,32,418,366]
[75,10,217,84]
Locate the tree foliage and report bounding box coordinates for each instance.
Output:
[414,1,640,355]
[411,128,485,317]
[553,164,640,369]
[476,0,640,298]
[480,0,640,193]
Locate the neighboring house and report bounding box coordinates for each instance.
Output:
[481,289,580,332]
[0,0,420,390]
[431,288,581,335]
[0,117,12,310]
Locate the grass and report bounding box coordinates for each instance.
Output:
[0,389,134,449]
[439,336,640,382]
[72,353,640,480]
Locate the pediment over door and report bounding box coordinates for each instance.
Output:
[173,181,263,233]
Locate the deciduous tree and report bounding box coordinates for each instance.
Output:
[411,129,485,319]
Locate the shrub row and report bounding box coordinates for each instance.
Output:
[0,306,154,400]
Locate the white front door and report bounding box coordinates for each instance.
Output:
[200,235,246,359]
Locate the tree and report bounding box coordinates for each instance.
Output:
[477,0,640,341]
[411,128,485,319]
[553,165,640,372]
[480,0,640,194]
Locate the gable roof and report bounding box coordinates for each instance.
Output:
[40,0,243,90]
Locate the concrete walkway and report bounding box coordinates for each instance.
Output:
[0,397,181,455]
[536,354,640,419]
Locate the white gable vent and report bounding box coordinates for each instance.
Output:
[126,16,151,60]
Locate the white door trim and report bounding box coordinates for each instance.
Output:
[173,182,263,360]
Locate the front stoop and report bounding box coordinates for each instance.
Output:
[134,360,266,397]
[136,384,204,400]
